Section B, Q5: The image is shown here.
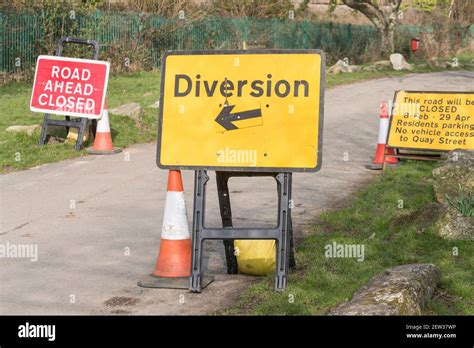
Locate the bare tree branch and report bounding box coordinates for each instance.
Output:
[340,0,403,55]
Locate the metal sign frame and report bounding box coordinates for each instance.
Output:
[156,49,326,173]
[38,37,101,152]
[190,170,295,293]
[386,90,473,152]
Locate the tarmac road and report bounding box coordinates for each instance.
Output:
[1,71,473,314]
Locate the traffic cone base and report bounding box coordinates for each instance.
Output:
[87,106,122,155]
[365,162,383,170]
[137,274,214,290]
[366,102,398,170]
[372,143,386,165]
[366,145,400,169]
[137,170,215,290]
[87,147,122,155]
[153,239,191,278]
[385,147,399,164]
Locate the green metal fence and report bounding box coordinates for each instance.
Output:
[1,10,386,73]
[2,10,467,74]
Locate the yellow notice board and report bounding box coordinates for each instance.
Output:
[387,91,474,151]
[157,50,325,172]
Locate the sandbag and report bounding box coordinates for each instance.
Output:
[235,239,276,276]
[66,124,91,143]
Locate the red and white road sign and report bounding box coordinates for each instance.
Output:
[30,56,110,119]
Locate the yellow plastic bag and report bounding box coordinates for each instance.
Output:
[235,240,276,276]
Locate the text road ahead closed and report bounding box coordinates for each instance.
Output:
[30,56,110,119]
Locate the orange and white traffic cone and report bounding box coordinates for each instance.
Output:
[87,103,122,155]
[153,170,191,278]
[138,170,193,289]
[366,102,398,170]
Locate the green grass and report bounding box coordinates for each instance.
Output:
[446,193,474,218]
[225,161,474,315]
[326,69,409,88]
[1,54,473,173]
[0,70,161,172]
[326,52,474,88]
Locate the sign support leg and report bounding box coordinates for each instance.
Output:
[189,171,294,293]
[216,172,239,275]
[75,117,88,151]
[274,173,292,291]
[190,170,209,293]
[39,114,50,147]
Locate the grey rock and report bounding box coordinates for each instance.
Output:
[362,65,377,72]
[432,150,474,204]
[328,60,361,74]
[390,201,473,241]
[373,60,391,69]
[427,58,446,69]
[148,100,160,109]
[110,103,142,126]
[363,60,391,72]
[433,203,473,240]
[415,62,428,69]
[348,65,362,72]
[330,264,441,315]
[446,61,462,68]
[328,60,347,74]
[390,53,413,71]
[5,125,40,136]
[46,135,65,145]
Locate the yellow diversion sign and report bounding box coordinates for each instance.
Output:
[157,50,325,172]
[387,91,474,151]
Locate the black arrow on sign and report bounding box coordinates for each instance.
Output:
[215,105,262,131]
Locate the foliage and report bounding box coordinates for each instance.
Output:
[407,0,449,12]
[0,70,161,172]
[2,0,105,80]
[446,193,474,218]
[207,0,295,19]
[328,0,403,55]
[2,11,391,78]
[225,161,473,315]
[2,1,472,80]
[113,0,191,17]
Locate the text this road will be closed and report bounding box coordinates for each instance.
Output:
[388,92,473,151]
